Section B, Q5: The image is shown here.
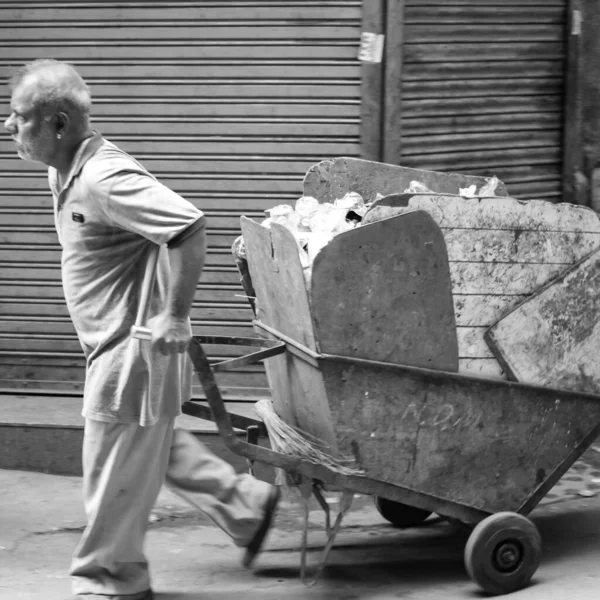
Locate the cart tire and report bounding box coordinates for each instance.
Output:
[464,512,541,596]
[374,497,431,528]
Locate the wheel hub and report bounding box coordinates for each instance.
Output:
[494,541,523,572]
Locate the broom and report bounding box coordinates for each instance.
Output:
[254,398,364,478]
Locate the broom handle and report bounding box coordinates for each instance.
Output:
[131,244,160,341]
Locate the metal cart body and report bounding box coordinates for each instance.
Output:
[183,203,600,595]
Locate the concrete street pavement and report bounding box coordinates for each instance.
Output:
[2,447,600,600]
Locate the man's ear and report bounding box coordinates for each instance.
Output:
[55,111,70,137]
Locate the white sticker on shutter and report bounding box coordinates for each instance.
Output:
[358,33,384,64]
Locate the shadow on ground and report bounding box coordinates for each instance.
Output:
[154,494,600,600]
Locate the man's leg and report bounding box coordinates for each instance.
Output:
[70,417,175,597]
[166,428,278,555]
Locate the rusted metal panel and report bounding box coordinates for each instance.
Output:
[303,156,507,203]
[321,355,600,514]
[401,194,600,230]
[0,1,364,390]
[364,193,600,380]
[486,247,600,392]
[398,1,568,201]
[310,211,458,371]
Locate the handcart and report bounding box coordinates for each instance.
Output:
[135,160,600,596]
[183,211,600,596]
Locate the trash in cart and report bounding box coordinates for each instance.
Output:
[235,159,506,289]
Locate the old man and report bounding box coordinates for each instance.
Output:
[4,59,279,600]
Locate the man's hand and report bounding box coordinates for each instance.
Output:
[148,312,191,355]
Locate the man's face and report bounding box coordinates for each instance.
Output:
[4,79,56,165]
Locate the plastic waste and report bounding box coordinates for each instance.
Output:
[334,191,364,211]
[262,204,300,232]
[336,219,357,233]
[307,231,335,262]
[255,192,364,284]
[459,185,477,198]
[478,176,500,197]
[404,181,435,194]
[308,203,348,234]
[335,192,369,220]
[232,235,246,260]
[265,204,294,218]
[295,196,320,230]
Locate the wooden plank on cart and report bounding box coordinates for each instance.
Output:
[363,194,600,380]
[485,248,600,393]
[241,217,339,451]
[241,217,316,351]
[303,157,508,204]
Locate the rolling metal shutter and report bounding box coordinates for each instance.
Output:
[0,1,362,393]
[400,0,567,200]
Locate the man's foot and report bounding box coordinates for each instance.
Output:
[242,485,281,568]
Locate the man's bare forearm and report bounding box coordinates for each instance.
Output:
[166,226,207,320]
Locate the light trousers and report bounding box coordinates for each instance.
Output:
[70,417,272,596]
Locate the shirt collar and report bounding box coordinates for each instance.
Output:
[52,130,104,195]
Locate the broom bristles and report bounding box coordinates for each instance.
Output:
[254,399,364,477]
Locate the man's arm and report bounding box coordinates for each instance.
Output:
[151,224,207,354]
[96,167,208,353]
[166,224,207,320]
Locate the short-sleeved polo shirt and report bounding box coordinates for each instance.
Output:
[49,132,206,425]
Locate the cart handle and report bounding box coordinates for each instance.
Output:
[194,335,285,372]
[127,244,285,366]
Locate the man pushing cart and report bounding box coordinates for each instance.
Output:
[4,59,280,600]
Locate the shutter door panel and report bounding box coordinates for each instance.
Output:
[404,0,565,5]
[3,3,362,20]
[0,140,360,154]
[3,26,358,42]
[405,6,565,23]
[405,25,563,43]
[401,1,567,201]
[403,113,563,135]
[0,356,269,392]
[0,0,363,392]
[1,159,323,174]
[3,46,358,61]
[0,64,361,79]
[405,43,564,61]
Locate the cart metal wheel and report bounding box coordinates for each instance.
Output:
[374,497,431,528]
[464,512,541,596]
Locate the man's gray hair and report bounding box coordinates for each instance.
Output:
[10,59,91,131]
